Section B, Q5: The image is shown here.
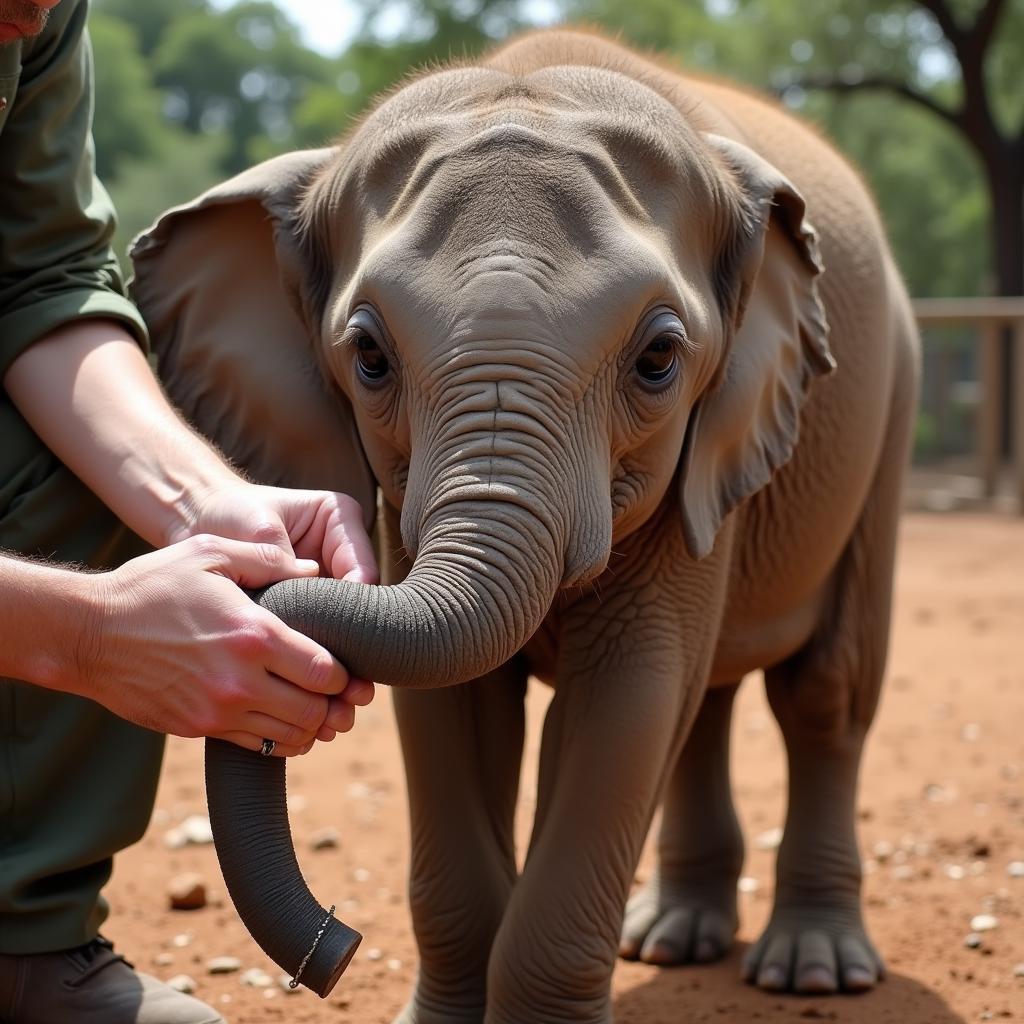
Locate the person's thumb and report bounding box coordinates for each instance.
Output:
[201,536,320,588]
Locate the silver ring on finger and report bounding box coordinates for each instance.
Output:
[260,738,276,757]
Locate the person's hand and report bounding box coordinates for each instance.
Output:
[80,534,373,756]
[169,479,379,583]
[168,477,380,733]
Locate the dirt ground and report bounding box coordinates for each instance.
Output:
[107,511,1024,1024]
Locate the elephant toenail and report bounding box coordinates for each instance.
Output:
[796,965,838,993]
[757,965,787,990]
[843,966,876,991]
[644,941,681,965]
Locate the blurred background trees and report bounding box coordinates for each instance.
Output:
[92,0,1021,307]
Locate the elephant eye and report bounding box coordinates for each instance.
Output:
[635,336,677,385]
[354,332,390,383]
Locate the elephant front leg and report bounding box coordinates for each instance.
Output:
[620,681,744,966]
[392,662,528,1024]
[485,627,711,1023]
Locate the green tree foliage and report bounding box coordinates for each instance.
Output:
[93,0,210,55]
[88,13,164,180]
[151,2,332,170]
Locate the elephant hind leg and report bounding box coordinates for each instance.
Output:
[619,681,744,967]
[744,359,915,996]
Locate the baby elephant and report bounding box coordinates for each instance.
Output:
[133,28,918,1024]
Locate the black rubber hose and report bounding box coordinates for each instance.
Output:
[204,738,361,996]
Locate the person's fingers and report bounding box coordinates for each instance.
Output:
[238,710,326,749]
[262,620,350,695]
[236,514,295,557]
[320,496,379,584]
[241,671,331,735]
[324,696,357,734]
[218,731,315,758]
[190,534,320,589]
[341,677,375,706]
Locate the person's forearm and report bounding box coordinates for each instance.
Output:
[3,320,239,546]
[0,552,97,692]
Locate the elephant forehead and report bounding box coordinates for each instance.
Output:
[359,224,680,335]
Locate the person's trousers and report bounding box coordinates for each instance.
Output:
[1,396,164,953]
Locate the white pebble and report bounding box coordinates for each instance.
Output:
[970,913,999,931]
[167,974,196,994]
[180,815,214,845]
[366,947,383,961]
[964,932,983,949]
[387,958,402,970]
[945,864,966,880]
[240,967,273,988]
[353,868,371,882]
[737,876,759,894]
[171,933,193,948]
[872,839,894,862]
[754,827,783,850]
[154,952,174,967]
[207,956,242,975]
[163,828,188,850]
[1007,861,1024,878]
[960,722,981,742]
[1013,963,1024,977]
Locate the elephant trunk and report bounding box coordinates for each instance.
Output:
[206,497,562,995]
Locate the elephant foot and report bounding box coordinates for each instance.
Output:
[741,903,884,994]
[618,874,739,965]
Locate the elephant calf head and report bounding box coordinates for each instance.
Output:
[130,39,832,998]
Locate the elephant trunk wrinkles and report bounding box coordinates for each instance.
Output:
[206,498,561,996]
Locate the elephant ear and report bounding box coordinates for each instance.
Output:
[679,134,835,560]
[129,149,376,526]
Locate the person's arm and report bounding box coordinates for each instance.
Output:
[2,321,380,756]
[4,319,379,577]
[0,2,376,753]
[0,539,374,755]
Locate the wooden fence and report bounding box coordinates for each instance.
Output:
[911,297,1024,512]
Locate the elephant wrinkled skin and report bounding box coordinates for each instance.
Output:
[132,29,919,1024]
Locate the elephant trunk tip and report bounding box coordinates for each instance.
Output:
[204,738,362,997]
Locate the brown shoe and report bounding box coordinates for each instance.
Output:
[0,936,225,1023]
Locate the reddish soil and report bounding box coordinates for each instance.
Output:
[107,512,1024,1023]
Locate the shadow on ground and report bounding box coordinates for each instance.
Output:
[613,948,965,1024]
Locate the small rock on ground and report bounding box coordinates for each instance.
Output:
[310,827,340,851]
[167,975,196,994]
[240,967,273,988]
[207,956,242,975]
[167,872,207,911]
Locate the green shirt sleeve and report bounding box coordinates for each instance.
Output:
[0,0,148,381]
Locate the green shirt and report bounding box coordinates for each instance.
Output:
[0,0,148,564]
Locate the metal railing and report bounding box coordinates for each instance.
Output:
[911,297,1024,511]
